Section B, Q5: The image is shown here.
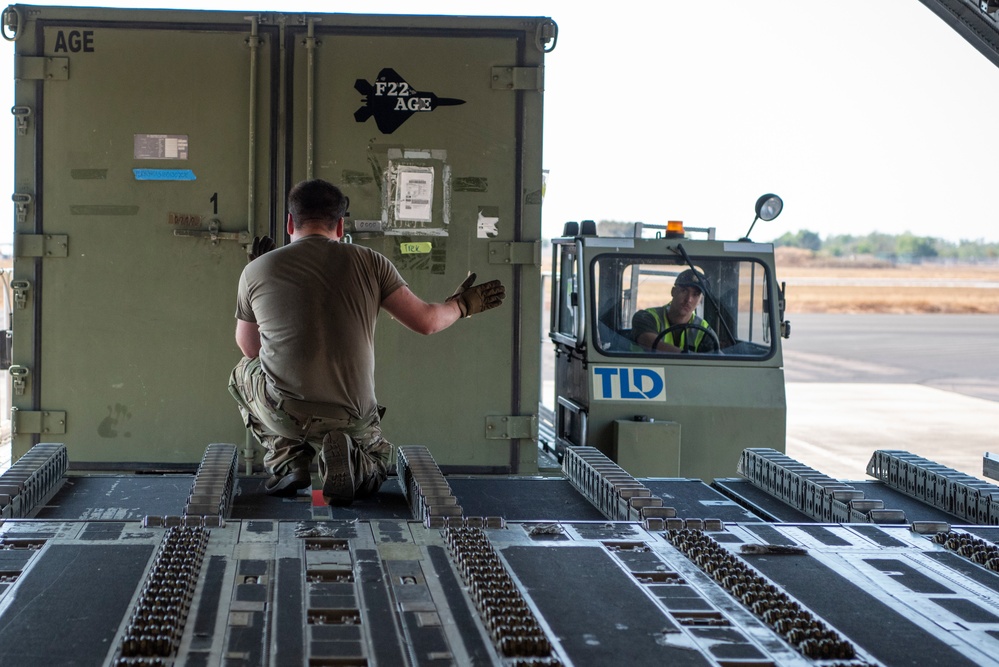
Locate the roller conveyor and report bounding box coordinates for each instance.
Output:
[1,443,999,666]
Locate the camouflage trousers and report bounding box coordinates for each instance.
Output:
[228,356,392,499]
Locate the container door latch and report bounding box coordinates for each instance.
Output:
[173,219,251,247]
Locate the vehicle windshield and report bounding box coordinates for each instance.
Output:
[591,255,776,358]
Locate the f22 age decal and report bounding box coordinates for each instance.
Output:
[354,68,466,134]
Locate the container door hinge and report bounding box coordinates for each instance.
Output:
[491,66,544,91]
[488,240,540,266]
[15,234,68,258]
[11,408,67,436]
[14,56,69,81]
[11,107,31,136]
[485,415,537,440]
[11,280,29,309]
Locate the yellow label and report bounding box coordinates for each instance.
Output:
[400,242,432,254]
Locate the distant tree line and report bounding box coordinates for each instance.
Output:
[771,229,999,262]
[577,222,999,262]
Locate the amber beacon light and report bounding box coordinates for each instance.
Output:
[665,220,685,238]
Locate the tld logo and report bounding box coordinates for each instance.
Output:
[591,366,666,401]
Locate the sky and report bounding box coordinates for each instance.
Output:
[1,0,998,244]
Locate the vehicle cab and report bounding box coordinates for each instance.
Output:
[547,197,790,480]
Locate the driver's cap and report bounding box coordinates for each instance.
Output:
[674,268,709,293]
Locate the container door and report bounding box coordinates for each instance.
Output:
[12,19,276,464]
[288,23,545,471]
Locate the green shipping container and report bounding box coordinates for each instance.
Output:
[7,5,555,471]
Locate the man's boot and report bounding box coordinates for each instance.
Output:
[318,432,355,507]
[264,457,312,497]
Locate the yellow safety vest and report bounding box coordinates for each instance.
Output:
[642,305,708,352]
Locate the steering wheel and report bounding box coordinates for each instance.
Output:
[650,322,721,354]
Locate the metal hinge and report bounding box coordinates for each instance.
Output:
[488,240,540,266]
[485,415,537,440]
[11,280,29,309]
[14,56,69,81]
[11,408,67,436]
[15,234,68,258]
[490,66,544,91]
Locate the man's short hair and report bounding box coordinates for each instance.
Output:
[288,179,348,229]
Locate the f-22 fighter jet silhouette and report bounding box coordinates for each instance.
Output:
[354,68,466,134]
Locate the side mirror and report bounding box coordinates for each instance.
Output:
[755,193,783,222]
[742,193,783,241]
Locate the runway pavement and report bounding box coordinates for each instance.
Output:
[783,313,999,481]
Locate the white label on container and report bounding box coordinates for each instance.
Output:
[134,134,189,160]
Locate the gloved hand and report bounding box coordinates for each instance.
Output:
[446,272,505,317]
[248,235,276,262]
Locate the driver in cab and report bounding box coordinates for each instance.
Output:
[632,269,719,353]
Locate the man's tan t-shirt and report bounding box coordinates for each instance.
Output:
[236,235,407,419]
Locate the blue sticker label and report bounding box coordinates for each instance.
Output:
[591,366,667,402]
[133,169,196,181]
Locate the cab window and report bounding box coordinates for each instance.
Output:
[592,255,776,357]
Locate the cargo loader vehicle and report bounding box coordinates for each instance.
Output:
[544,195,790,481]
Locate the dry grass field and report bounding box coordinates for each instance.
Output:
[776,248,999,314]
[541,246,999,314]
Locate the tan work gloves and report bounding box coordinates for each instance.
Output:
[446,273,506,317]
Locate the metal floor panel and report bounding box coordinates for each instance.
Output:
[37,474,761,524]
[745,550,985,666]
[34,474,191,520]
[8,458,999,666]
[0,543,154,666]
[232,477,413,522]
[32,471,972,526]
[501,544,713,666]
[713,477,814,522]
[0,517,996,665]
[448,476,605,521]
[645,478,764,522]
